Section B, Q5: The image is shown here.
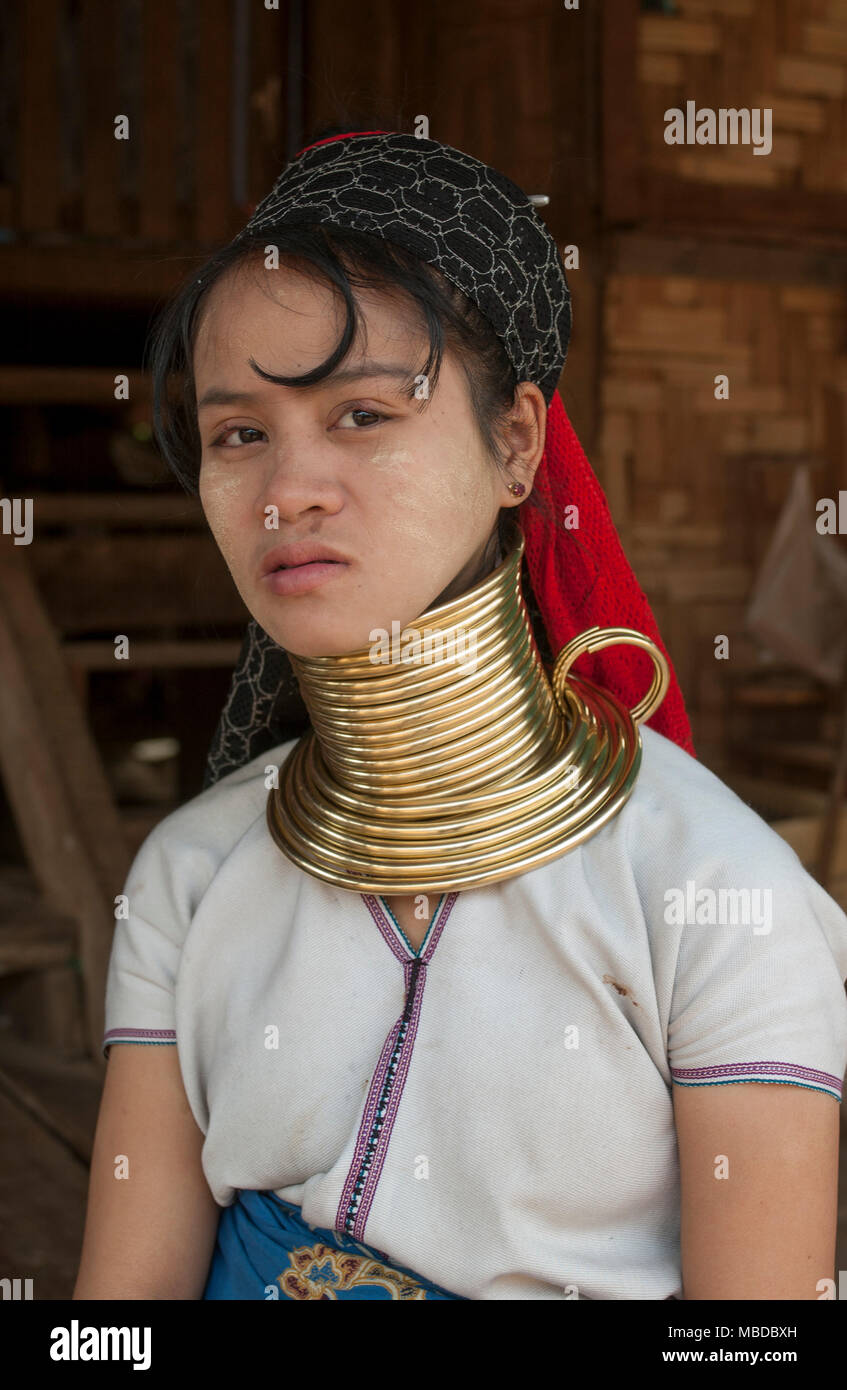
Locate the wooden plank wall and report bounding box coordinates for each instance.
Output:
[4,0,286,248]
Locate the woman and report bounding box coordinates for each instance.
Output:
[73,129,847,1301]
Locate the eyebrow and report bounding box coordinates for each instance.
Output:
[196,360,415,410]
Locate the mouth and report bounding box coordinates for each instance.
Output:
[263,558,349,595]
[274,558,340,569]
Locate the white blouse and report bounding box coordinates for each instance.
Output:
[102,723,847,1300]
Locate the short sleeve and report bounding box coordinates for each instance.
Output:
[102,822,188,1058]
[100,743,288,1059]
[666,838,847,1103]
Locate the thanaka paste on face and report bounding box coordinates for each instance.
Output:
[364,441,497,558]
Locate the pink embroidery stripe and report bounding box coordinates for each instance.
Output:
[336,894,459,1241]
[360,894,408,964]
[354,958,428,1237]
[103,1028,176,1043]
[421,893,457,963]
[671,1060,842,1098]
[336,1016,406,1226]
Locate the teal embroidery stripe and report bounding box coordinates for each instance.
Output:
[374,893,445,958]
[671,1060,842,1102]
[671,1077,840,1101]
[102,1027,177,1057]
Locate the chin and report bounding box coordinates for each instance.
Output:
[258,613,375,660]
[252,583,436,660]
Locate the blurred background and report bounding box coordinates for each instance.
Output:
[0,0,846,1297]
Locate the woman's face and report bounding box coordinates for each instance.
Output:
[194,256,544,657]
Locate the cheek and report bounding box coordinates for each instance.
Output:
[199,465,251,561]
[365,446,430,545]
[365,442,496,545]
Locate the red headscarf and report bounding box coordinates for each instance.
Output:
[521,391,696,756]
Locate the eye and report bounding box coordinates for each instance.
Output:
[209,425,266,448]
[336,407,387,429]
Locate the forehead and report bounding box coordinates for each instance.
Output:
[193,256,428,375]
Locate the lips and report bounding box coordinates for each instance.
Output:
[275,559,338,570]
[260,542,350,578]
[259,540,351,598]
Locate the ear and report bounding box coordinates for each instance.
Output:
[498,382,547,507]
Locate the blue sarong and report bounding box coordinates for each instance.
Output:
[203,1188,466,1300]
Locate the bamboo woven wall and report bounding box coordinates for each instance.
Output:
[595,0,847,764]
[639,0,847,195]
[598,274,847,755]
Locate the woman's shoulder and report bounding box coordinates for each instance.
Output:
[629,723,802,865]
[157,738,296,839]
[621,723,847,975]
[123,737,299,907]
[563,719,808,906]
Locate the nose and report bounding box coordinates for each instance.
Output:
[258,436,345,527]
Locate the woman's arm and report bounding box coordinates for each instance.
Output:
[673,1081,840,1299]
[73,1044,221,1300]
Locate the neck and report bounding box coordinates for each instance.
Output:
[285,526,562,802]
[266,522,658,893]
[425,522,504,611]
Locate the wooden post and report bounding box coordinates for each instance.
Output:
[0,540,132,1064]
[816,683,847,891]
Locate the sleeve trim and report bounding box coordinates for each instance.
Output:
[102,1027,177,1058]
[671,1060,842,1102]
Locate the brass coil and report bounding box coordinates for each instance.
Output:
[266,529,669,893]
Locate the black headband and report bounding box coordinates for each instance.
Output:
[238,131,572,404]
